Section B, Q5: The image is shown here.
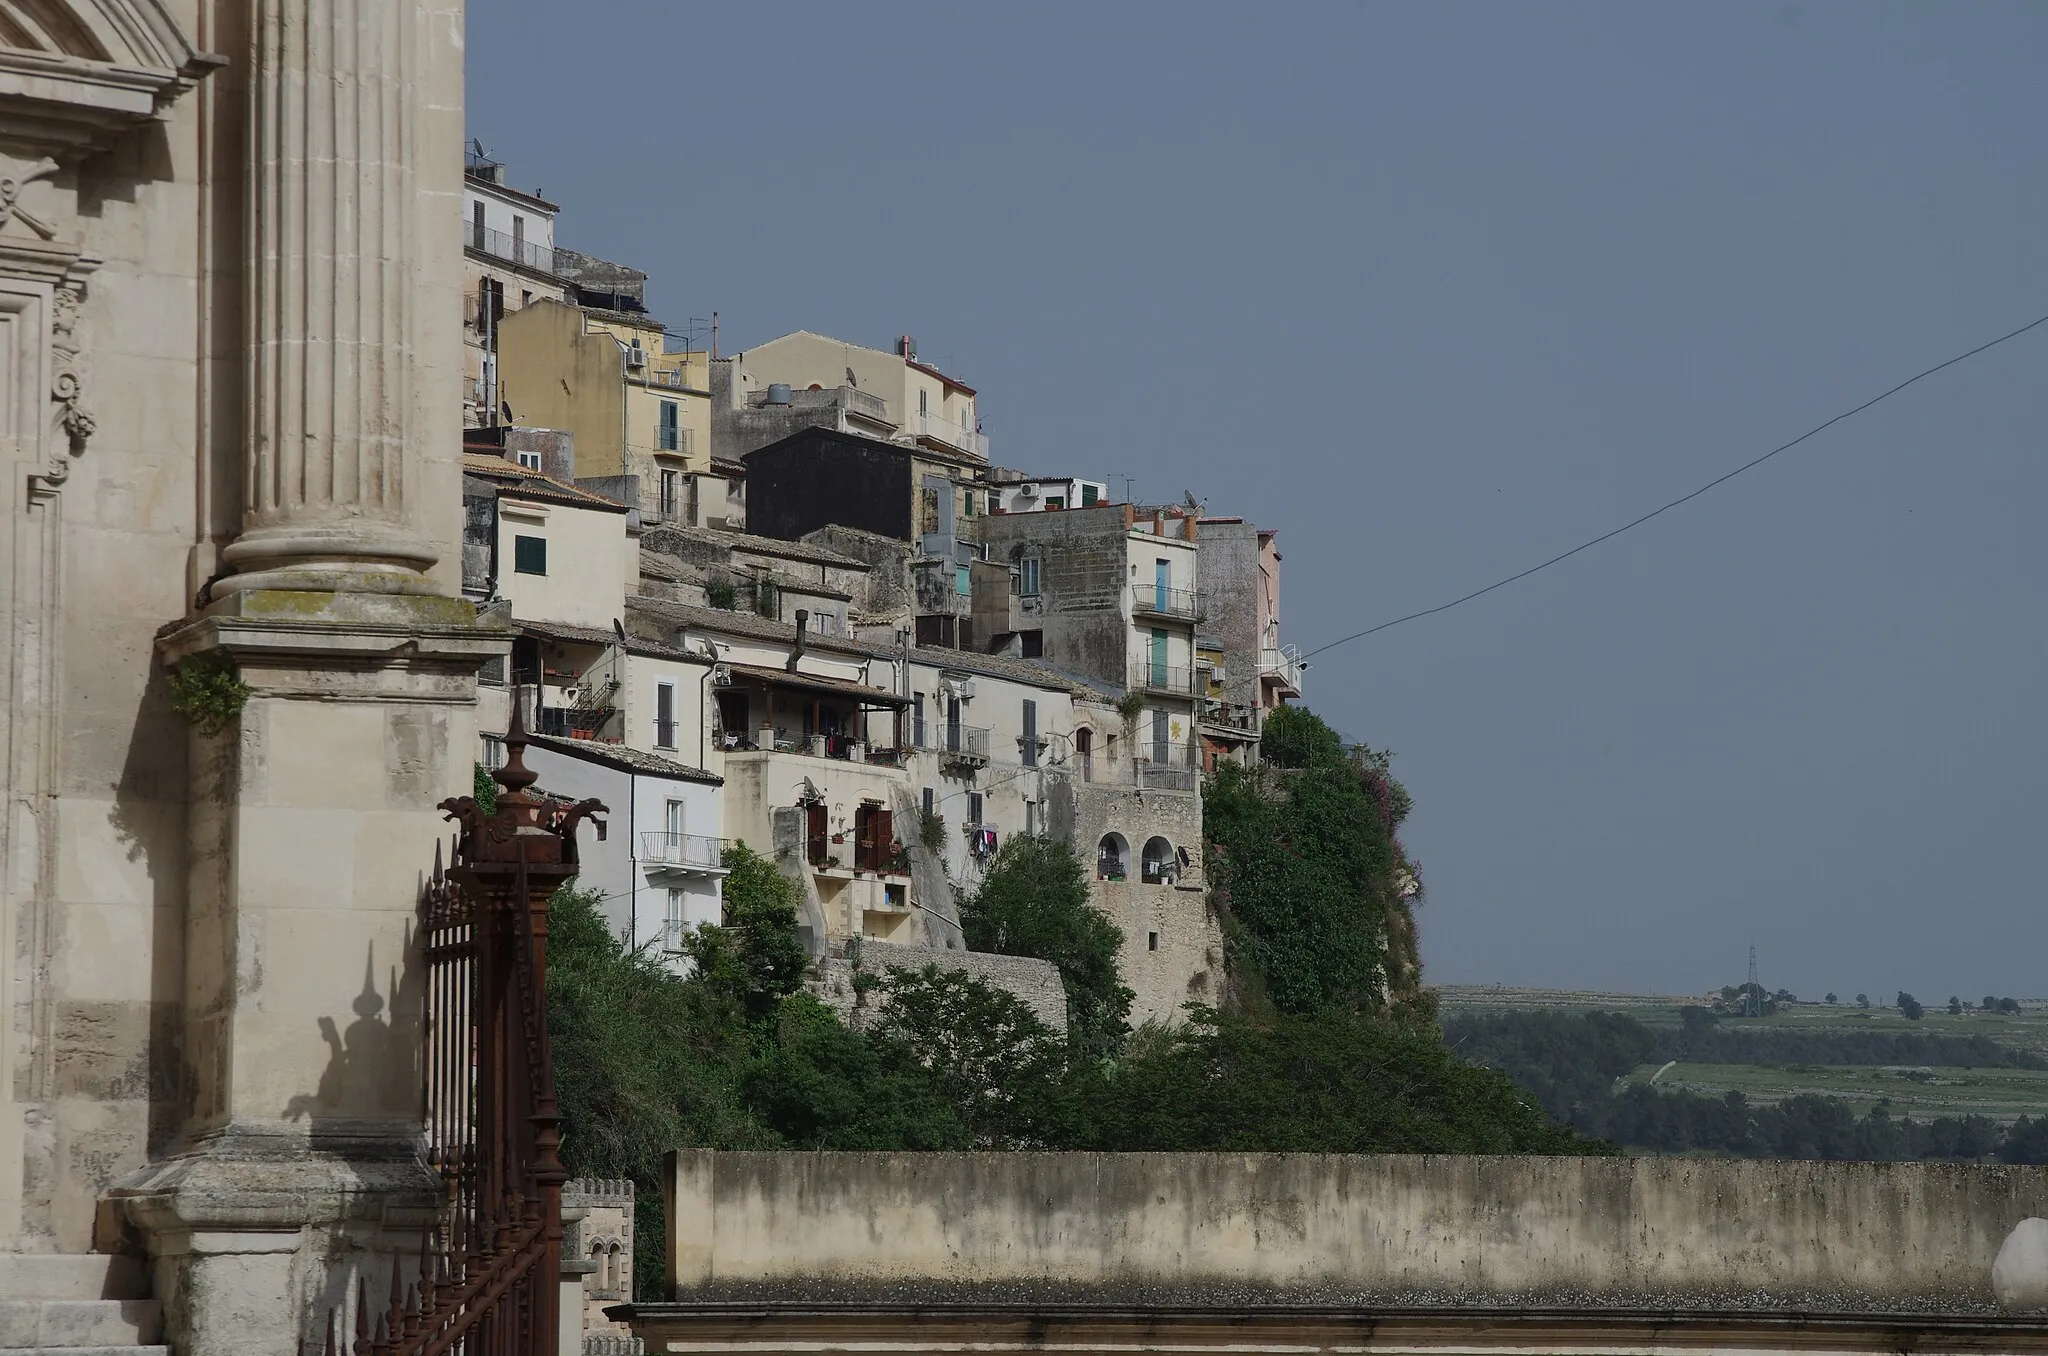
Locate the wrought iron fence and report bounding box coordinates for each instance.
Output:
[319,713,606,1355]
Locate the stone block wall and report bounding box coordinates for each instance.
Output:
[1070,782,1215,1025]
[564,1178,638,1351]
[811,939,1069,1036]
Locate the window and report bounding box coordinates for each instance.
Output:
[1019,629,1044,659]
[1019,556,1041,596]
[967,792,983,825]
[658,399,679,451]
[511,214,524,260]
[1025,800,1036,837]
[956,564,970,595]
[470,201,485,248]
[922,786,935,817]
[1096,833,1128,881]
[513,534,546,575]
[1021,699,1038,768]
[962,491,976,519]
[520,289,532,307]
[665,889,686,953]
[1082,483,1099,506]
[1147,931,1160,952]
[655,681,677,749]
[658,468,679,519]
[1142,836,1176,885]
[913,694,926,747]
[515,449,541,471]
[919,388,929,416]
[1045,496,1064,510]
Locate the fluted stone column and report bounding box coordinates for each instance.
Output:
[217,0,437,596]
[112,4,498,1354]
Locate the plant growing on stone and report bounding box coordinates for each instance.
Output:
[166,652,252,735]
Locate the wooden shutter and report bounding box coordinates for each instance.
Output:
[806,803,827,865]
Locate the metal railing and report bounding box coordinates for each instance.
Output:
[1131,582,1201,621]
[467,220,558,275]
[640,831,727,870]
[1137,750,1201,793]
[323,723,604,1355]
[1129,661,1198,696]
[915,410,989,458]
[1259,644,1304,692]
[909,723,990,763]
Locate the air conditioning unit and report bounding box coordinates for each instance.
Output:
[625,342,647,369]
[1211,665,1227,683]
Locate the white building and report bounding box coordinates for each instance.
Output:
[523,736,727,969]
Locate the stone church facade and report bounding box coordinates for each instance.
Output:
[0,3,491,1353]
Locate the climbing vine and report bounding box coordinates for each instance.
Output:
[166,652,252,735]
[1203,706,1425,1018]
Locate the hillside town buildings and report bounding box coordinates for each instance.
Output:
[0,0,1299,1334]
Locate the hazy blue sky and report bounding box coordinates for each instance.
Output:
[470,2,2047,1001]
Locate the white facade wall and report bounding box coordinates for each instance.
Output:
[522,743,725,971]
[464,180,558,252]
[496,495,632,631]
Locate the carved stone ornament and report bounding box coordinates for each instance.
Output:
[0,0,222,151]
[0,1,212,495]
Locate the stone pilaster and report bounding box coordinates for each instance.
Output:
[108,1,485,1351]
[214,0,438,597]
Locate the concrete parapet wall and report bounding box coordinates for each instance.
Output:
[665,1150,2048,1311]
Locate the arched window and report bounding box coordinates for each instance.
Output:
[1096,833,1128,881]
[1141,836,1176,884]
[607,1241,625,1296]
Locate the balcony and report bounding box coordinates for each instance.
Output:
[914,411,989,459]
[1128,661,1198,697]
[1130,583,1202,623]
[1137,749,1201,794]
[640,831,729,873]
[466,220,558,275]
[1259,644,1304,695]
[908,722,990,770]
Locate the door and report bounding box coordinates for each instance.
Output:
[665,800,685,863]
[1075,727,1093,782]
[913,694,925,747]
[1021,700,1037,768]
[1155,558,1171,612]
[806,802,828,865]
[1150,629,1168,687]
[946,695,962,752]
[1151,709,1170,765]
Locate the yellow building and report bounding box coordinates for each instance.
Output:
[497,298,716,527]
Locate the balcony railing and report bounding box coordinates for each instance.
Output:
[1137,752,1200,793]
[1131,582,1201,622]
[915,411,989,459]
[466,220,558,275]
[1259,644,1304,693]
[1129,661,1198,696]
[640,831,728,871]
[908,723,990,766]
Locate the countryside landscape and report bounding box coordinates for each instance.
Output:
[1441,985,2048,1159]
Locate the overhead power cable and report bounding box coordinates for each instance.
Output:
[1303,309,2048,661]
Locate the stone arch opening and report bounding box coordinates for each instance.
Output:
[1096,832,1128,881]
[1141,835,1176,885]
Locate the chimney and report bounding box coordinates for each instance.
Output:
[788,609,809,672]
[897,335,914,359]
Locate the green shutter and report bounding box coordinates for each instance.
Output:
[513,535,547,575]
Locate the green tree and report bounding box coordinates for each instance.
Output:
[715,841,810,1018]
[960,834,1133,1058]
[1079,1007,1606,1155]
[1948,996,1964,1016]
[1207,708,1418,1015]
[739,992,967,1149]
[870,965,1073,1146]
[1897,991,1925,1021]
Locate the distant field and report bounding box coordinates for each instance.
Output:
[1437,985,2048,1121]
[1628,1061,2048,1124]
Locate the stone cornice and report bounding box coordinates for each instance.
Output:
[0,0,221,153]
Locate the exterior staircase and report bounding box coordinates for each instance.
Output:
[0,1256,162,1356]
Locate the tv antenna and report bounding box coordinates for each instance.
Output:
[1745,943,1762,1017]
